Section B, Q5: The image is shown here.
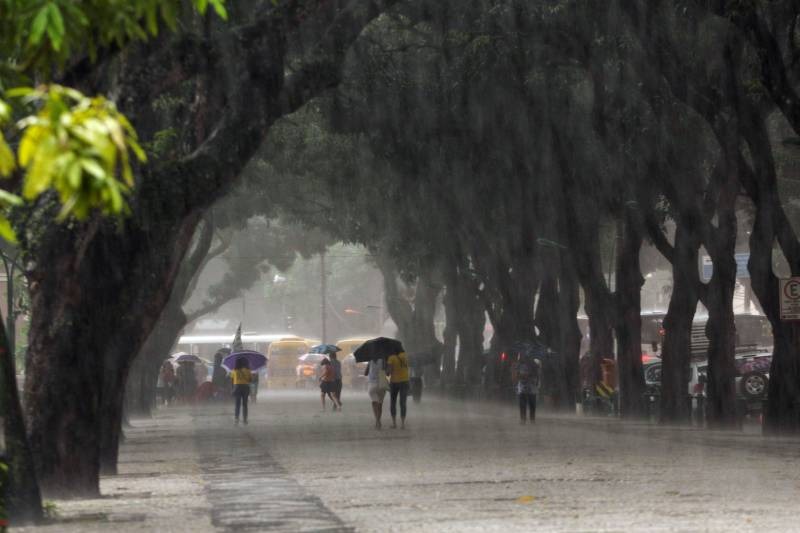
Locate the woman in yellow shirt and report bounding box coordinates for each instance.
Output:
[231,358,252,425]
[387,352,410,429]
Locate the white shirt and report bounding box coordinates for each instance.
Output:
[367,359,385,384]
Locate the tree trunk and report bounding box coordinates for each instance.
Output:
[703,184,739,428]
[376,255,443,359]
[0,310,42,522]
[747,194,800,434]
[24,215,199,496]
[573,222,613,394]
[615,213,646,418]
[738,108,800,433]
[453,267,486,385]
[126,307,188,417]
[557,266,582,410]
[660,224,701,423]
[441,264,459,385]
[99,351,132,475]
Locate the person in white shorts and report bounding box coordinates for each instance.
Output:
[366,358,388,429]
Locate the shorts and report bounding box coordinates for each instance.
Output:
[368,385,386,403]
[321,381,335,394]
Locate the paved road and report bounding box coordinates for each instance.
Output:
[21,389,800,532]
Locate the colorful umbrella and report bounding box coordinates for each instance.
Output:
[222,350,268,372]
[298,353,328,365]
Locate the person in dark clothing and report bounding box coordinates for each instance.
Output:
[511,355,540,424]
[329,352,343,410]
[211,349,230,400]
[176,361,198,403]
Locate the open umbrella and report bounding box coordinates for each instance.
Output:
[310,344,341,355]
[173,353,205,364]
[298,353,328,365]
[513,340,557,359]
[222,350,268,372]
[353,337,404,363]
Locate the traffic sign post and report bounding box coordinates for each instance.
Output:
[779,278,800,320]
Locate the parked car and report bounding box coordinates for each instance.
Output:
[643,356,662,393]
[735,352,771,400]
[679,349,771,401]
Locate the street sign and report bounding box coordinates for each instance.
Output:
[700,253,750,281]
[779,278,800,320]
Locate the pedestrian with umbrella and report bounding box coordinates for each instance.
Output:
[319,359,341,411]
[230,357,252,425]
[387,349,410,429]
[222,350,267,425]
[355,338,404,429]
[312,344,343,410]
[173,354,201,403]
[510,344,543,424]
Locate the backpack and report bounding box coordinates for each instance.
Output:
[518,360,539,387]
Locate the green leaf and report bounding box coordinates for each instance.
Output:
[0,136,15,176]
[0,216,18,244]
[0,190,23,207]
[46,4,66,51]
[29,6,51,46]
[80,158,107,181]
[0,100,10,123]
[209,0,228,20]
[5,87,36,99]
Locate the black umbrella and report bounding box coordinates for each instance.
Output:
[353,337,404,363]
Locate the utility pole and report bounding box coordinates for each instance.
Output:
[320,251,327,343]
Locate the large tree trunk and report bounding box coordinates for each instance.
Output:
[660,225,701,423]
[737,107,800,433]
[453,267,486,385]
[703,180,739,428]
[441,280,457,385]
[99,351,133,475]
[557,266,582,410]
[24,216,199,496]
[376,255,443,358]
[571,218,613,394]
[126,308,188,417]
[0,311,42,522]
[615,212,646,418]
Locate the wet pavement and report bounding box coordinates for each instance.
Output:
[19,389,800,532]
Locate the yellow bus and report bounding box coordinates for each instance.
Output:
[267,336,314,388]
[336,337,370,388]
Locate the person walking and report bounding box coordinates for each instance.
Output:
[387,350,410,429]
[250,370,260,404]
[511,354,540,424]
[231,357,252,425]
[211,350,230,401]
[157,360,175,405]
[366,357,389,429]
[329,352,343,410]
[319,359,341,411]
[175,360,197,403]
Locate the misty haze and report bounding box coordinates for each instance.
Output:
[1,1,800,532]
